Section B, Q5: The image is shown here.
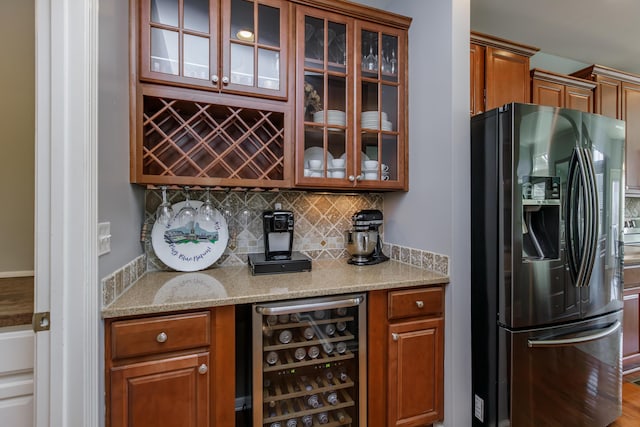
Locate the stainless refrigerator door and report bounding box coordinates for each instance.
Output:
[580,113,625,319]
[498,311,622,427]
[502,104,584,328]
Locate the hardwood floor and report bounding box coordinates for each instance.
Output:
[609,376,640,426]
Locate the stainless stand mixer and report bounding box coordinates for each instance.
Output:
[346,209,389,265]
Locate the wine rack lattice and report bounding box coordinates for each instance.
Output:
[142,95,286,181]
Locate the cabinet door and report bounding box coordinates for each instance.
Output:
[565,86,593,113]
[470,43,485,115]
[356,22,407,190]
[623,291,640,359]
[595,76,622,119]
[531,78,564,108]
[622,82,640,193]
[140,0,219,90]
[484,47,530,111]
[110,353,210,427]
[221,0,289,99]
[388,318,443,427]
[296,7,353,187]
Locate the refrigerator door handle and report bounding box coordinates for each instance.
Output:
[527,320,620,348]
[255,296,364,315]
[566,148,590,287]
[581,148,599,287]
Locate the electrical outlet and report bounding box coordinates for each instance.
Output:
[98,222,111,256]
[474,394,484,422]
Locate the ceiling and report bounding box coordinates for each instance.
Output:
[470,0,640,75]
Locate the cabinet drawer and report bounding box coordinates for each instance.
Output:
[388,287,443,320]
[624,266,640,288]
[111,311,210,360]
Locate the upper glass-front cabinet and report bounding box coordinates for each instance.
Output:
[295,7,407,190]
[140,0,288,99]
[356,23,405,189]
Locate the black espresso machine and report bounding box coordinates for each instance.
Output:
[247,205,311,275]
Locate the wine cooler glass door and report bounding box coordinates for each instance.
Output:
[253,294,367,427]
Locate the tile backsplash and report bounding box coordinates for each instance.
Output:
[143,189,384,269]
[626,197,640,219]
[143,189,449,273]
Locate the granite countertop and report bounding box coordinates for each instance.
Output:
[0,277,34,328]
[102,259,449,318]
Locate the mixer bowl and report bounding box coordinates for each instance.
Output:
[345,230,377,258]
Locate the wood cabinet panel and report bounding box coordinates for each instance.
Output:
[623,291,640,357]
[111,311,210,360]
[597,77,622,118]
[106,306,235,427]
[531,79,564,108]
[388,287,443,320]
[623,287,640,371]
[470,32,538,116]
[368,285,445,427]
[470,43,485,115]
[110,353,209,427]
[530,69,595,113]
[485,47,530,111]
[565,86,593,113]
[622,82,640,192]
[388,318,443,427]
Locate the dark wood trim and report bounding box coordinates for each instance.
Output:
[470,31,539,57]
[212,305,236,427]
[572,64,640,86]
[290,0,412,29]
[367,290,388,427]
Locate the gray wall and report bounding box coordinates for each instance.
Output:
[0,0,35,274]
[375,0,472,425]
[98,0,145,280]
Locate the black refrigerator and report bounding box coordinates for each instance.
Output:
[471,103,625,426]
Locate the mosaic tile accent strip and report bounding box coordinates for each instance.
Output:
[143,189,383,270]
[102,254,146,307]
[626,197,640,219]
[386,242,449,276]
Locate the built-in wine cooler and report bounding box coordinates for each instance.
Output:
[252,294,367,427]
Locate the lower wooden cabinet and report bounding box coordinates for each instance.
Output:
[110,353,210,427]
[105,306,235,427]
[368,285,445,427]
[623,264,640,371]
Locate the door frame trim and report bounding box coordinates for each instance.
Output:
[34,0,99,426]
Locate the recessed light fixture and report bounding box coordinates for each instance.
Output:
[237,29,254,42]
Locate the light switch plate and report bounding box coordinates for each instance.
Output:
[98,222,111,256]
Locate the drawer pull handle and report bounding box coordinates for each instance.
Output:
[392,333,399,342]
[156,332,168,343]
[416,300,424,309]
[198,364,208,375]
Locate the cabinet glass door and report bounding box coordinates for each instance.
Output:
[143,0,217,88]
[223,0,287,98]
[358,28,402,186]
[299,12,352,184]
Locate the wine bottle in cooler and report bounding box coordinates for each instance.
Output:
[324,391,339,405]
[317,412,329,424]
[301,414,313,427]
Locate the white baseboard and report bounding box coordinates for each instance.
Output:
[235,395,252,411]
[0,271,34,278]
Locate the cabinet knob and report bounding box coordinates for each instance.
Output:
[211,75,219,83]
[198,364,208,375]
[222,76,230,85]
[348,175,356,182]
[416,300,424,309]
[392,333,399,342]
[156,332,168,343]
